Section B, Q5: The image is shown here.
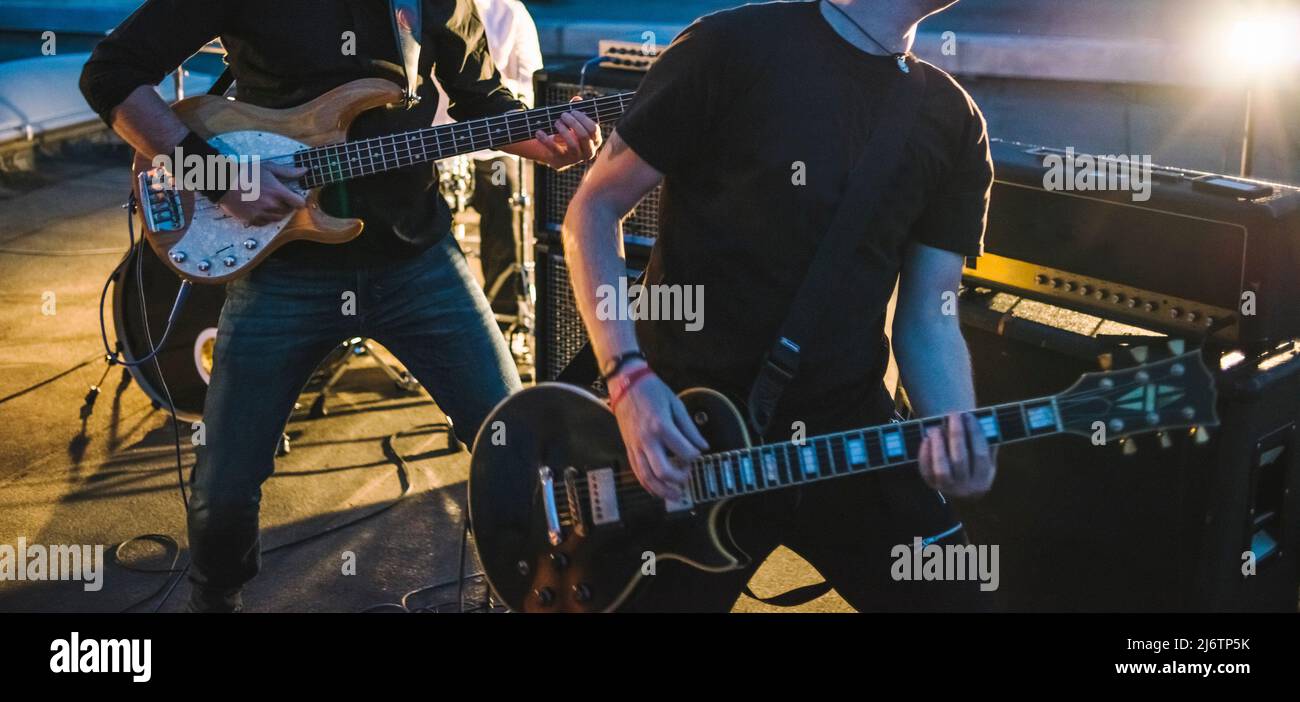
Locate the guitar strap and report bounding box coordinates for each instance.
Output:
[388,0,424,108]
[746,57,928,437]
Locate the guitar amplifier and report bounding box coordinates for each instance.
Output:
[956,288,1300,612]
[533,61,657,246]
[535,238,650,383]
[966,140,1300,349]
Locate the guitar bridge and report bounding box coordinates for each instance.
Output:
[138,168,186,232]
[563,467,587,537]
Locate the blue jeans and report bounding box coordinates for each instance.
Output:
[186,236,520,605]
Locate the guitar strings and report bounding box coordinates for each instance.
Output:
[179,94,629,216]
[558,373,1191,512]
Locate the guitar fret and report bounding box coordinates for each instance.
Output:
[845,432,868,470]
[827,435,848,475]
[793,443,814,479]
[296,94,629,188]
[738,453,757,490]
[760,448,780,488]
[880,425,907,463]
[719,455,736,494]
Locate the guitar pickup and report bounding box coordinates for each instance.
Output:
[585,468,621,526]
[138,168,186,232]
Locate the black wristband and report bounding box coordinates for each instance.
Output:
[600,350,647,381]
[177,131,230,204]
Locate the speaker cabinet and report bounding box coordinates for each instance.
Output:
[957,289,1300,611]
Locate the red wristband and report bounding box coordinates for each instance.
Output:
[608,366,654,410]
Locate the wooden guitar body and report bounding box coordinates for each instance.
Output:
[468,384,756,612]
[131,79,402,284]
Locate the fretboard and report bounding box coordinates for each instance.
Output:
[291,92,632,189]
[684,396,1064,504]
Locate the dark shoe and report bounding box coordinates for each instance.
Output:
[187,584,243,613]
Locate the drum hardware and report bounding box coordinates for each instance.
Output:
[492,154,537,377]
[308,337,423,419]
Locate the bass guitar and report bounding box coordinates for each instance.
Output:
[133,78,631,283]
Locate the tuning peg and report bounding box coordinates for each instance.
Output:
[1167,338,1186,355]
[1192,425,1211,445]
[1158,432,1173,450]
[1128,345,1149,364]
[1097,352,1114,371]
[1121,438,1138,456]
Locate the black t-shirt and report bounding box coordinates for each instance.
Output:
[616,0,993,436]
[80,0,525,265]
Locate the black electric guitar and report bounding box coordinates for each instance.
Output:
[468,341,1220,612]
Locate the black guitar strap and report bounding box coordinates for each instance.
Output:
[388,0,423,108]
[746,57,928,437]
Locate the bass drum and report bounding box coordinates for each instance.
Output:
[112,242,226,421]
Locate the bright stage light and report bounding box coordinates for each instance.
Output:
[1228,16,1300,72]
[1211,8,1300,79]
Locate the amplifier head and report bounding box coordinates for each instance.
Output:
[967,139,1300,349]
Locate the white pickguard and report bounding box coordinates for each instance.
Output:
[165,131,309,281]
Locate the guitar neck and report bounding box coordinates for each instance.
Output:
[684,395,1065,504]
[293,92,633,188]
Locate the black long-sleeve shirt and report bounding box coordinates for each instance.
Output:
[81,0,526,263]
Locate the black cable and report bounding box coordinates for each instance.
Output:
[104,192,193,613]
[102,195,473,612]
[96,193,193,370]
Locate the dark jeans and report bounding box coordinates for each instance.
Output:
[186,236,520,607]
[622,468,991,612]
[472,156,521,315]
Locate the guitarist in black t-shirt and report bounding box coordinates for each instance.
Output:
[564,0,996,611]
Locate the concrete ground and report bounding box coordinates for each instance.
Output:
[0,143,849,613]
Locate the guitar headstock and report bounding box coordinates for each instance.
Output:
[1055,340,1219,444]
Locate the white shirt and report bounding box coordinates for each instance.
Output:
[434,0,544,160]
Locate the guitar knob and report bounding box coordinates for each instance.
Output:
[1121,438,1138,456]
[533,587,555,606]
[572,583,592,603]
[197,260,211,272]
[169,251,187,263]
[516,560,530,576]
[549,552,569,569]
[222,256,238,268]
[243,239,258,250]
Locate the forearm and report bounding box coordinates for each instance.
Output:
[894,318,977,417]
[107,85,192,159]
[562,191,640,368]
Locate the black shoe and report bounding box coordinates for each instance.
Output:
[186,585,243,613]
